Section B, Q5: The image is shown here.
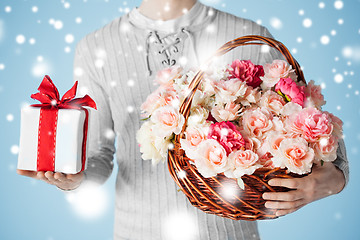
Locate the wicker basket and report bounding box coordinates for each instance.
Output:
[168,35,307,221]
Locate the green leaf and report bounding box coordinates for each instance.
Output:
[140,116,151,121]
[321,160,324,166]
[237,178,245,190]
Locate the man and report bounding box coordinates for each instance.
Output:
[17,0,348,239]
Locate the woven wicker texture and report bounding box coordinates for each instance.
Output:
[168,35,306,220]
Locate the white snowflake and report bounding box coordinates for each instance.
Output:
[32,61,51,77]
[29,38,36,44]
[127,106,134,113]
[95,59,105,68]
[104,129,116,139]
[303,18,312,28]
[65,34,74,43]
[6,114,14,122]
[338,18,344,25]
[334,1,344,10]
[54,20,63,30]
[74,67,84,77]
[270,17,283,30]
[37,55,43,62]
[0,63,5,70]
[16,34,26,44]
[65,182,109,220]
[127,79,135,87]
[64,46,71,53]
[298,9,305,16]
[5,6,11,13]
[64,2,70,9]
[10,145,19,155]
[32,6,38,13]
[334,73,344,84]
[75,17,82,24]
[319,2,325,9]
[320,35,330,45]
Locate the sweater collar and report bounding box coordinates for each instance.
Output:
[128,1,216,33]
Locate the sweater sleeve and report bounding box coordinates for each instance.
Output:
[73,37,115,185]
[260,26,350,187]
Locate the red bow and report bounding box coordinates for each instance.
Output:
[31,75,97,110]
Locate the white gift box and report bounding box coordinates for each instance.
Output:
[17,106,90,174]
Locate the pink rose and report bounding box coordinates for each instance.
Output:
[151,106,185,138]
[304,80,326,108]
[154,66,182,89]
[312,135,338,162]
[265,131,287,157]
[207,121,245,155]
[211,102,241,122]
[242,136,262,152]
[225,150,261,178]
[193,139,229,178]
[259,90,287,115]
[275,78,305,107]
[289,107,333,142]
[241,108,273,139]
[180,124,208,159]
[273,137,315,174]
[228,59,264,88]
[261,60,295,89]
[141,87,178,117]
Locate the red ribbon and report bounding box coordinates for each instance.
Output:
[31,75,97,172]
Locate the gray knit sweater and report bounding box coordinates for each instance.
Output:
[73,2,349,239]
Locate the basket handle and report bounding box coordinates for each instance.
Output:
[176,35,305,139]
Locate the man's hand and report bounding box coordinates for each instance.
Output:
[17,169,84,191]
[262,162,345,217]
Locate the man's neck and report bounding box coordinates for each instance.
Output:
[138,0,197,21]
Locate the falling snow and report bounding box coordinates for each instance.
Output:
[6,114,14,122]
[270,17,283,30]
[320,35,330,45]
[0,63,5,70]
[16,35,26,44]
[32,6,38,13]
[319,2,325,9]
[4,6,11,13]
[65,34,74,43]
[334,1,344,10]
[334,74,344,84]
[10,145,19,155]
[75,17,82,24]
[303,18,312,28]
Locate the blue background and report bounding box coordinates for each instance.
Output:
[0,0,359,239]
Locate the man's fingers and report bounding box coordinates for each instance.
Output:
[44,171,58,183]
[54,172,69,182]
[65,172,84,182]
[17,169,38,178]
[36,171,52,184]
[263,190,304,202]
[264,199,305,210]
[268,178,300,189]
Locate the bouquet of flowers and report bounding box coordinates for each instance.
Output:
[136,35,343,220]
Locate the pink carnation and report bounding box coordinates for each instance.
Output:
[154,66,182,89]
[304,80,326,108]
[208,121,245,155]
[228,59,264,88]
[289,107,333,142]
[275,78,305,107]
